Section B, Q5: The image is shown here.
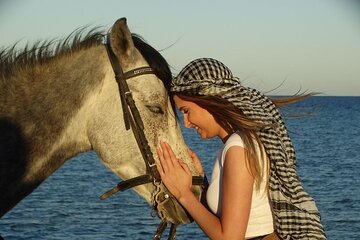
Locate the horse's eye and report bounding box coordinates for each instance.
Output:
[146,105,164,114]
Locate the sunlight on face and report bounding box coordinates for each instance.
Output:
[173,95,228,140]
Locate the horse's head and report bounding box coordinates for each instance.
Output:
[89,18,202,225]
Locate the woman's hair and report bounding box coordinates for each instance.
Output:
[174,93,312,191]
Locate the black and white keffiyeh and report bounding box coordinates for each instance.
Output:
[171,58,326,240]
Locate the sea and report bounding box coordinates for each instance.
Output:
[1,96,359,240]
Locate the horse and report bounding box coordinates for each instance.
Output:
[0,18,202,238]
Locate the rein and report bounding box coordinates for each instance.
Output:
[101,35,204,239]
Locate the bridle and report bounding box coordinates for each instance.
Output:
[100,35,204,239]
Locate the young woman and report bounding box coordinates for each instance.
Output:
[156,58,326,240]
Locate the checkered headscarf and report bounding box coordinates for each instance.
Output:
[171,58,326,239]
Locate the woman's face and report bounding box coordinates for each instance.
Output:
[173,95,228,140]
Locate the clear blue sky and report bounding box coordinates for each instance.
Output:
[1,0,359,96]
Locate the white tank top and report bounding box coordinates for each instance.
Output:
[206,132,274,238]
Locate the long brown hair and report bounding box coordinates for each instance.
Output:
[174,93,312,190]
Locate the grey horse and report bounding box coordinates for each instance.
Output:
[0,18,202,237]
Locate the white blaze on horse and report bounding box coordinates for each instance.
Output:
[0,18,202,238]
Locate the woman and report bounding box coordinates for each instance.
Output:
[156,58,326,239]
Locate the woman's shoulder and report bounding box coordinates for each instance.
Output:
[222,132,245,158]
[224,132,245,148]
[219,132,246,166]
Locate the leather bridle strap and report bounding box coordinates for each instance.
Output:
[100,174,152,200]
[102,35,205,199]
[105,34,160,182]
[102,34,205,240]
[100,174,205,200]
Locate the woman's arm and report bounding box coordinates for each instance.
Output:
[156,142,254,240]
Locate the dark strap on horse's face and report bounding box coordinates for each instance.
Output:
[105,35,154,130]
[103,35,205,238]
[124,67,154,79]
[104,33,205,190]
[105,34,160,181]
[100,174,153,200]
[100,175,205,200]
[105,34,154,81]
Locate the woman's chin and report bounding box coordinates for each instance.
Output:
[198,132,208,139]
[195,129,211,139]
[195,130,203,138]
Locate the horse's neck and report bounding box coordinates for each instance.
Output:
[0,46,107,216]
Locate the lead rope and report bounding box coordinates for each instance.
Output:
[168,224,177,240]
[153,221,177,240]
[153,221,167,240]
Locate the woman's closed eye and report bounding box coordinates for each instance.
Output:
[181,108,189,114]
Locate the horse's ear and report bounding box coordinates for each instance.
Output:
[109,17,135,59]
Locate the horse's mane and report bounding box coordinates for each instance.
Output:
[0,27,105,79]
[0,27,172,92]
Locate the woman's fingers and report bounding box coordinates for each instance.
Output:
[163,142,180,167]
[157,141,179,173]
[157,141,194,178]
[156,146,167,174]
[179,160,191,175]
[187,148,204,175]
[160,141,174,169]
[155,141,194,200]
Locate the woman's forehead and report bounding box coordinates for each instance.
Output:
[173,95,202,111]
[173,95,188,108]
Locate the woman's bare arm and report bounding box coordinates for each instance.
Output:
[156,142,254,240]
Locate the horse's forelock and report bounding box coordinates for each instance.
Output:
[132,34,178,117]
[131,34,172,92]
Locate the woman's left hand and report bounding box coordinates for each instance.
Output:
[156,141,192,200]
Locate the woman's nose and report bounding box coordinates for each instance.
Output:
[183,114,191,128]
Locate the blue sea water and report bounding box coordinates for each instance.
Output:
[1,96,359,239]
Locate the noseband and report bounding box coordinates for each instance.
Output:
[101,35,204,239]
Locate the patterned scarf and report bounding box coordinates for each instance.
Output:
[171,58,326,240]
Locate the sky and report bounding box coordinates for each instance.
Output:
[0,0,359,96]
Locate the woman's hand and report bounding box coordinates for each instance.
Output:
[156,141,192,200]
